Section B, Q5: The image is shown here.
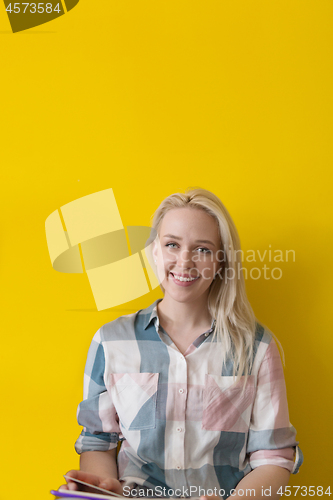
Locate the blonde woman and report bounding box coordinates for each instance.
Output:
[60,188,303,499]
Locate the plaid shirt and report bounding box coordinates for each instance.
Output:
[75,298,303,497]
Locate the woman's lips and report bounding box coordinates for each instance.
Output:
[169,272,200,287]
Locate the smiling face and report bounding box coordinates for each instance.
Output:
[153,207,223,304]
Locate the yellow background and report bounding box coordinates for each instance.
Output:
[1,1,332,499]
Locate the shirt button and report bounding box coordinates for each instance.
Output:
[204,332,209,337]
[176,427,183,432]
[179,388,184,394]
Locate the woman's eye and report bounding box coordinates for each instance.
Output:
[197,247,211,254]
[165,243,211,253]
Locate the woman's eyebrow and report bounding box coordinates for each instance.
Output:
[162,234,216,247]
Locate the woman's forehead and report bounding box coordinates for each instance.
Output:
[160,207,220,241]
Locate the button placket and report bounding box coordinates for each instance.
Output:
[162,349,187,481]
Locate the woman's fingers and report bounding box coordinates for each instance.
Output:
[99,478,123,495]
[65,469,95,482]
[63,469,101,491]
[63,469,122,494]
[58,482,78,491]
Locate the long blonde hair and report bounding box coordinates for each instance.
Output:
[149,187,257,384]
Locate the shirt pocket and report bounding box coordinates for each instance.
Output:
[109,372,159,431]
[202,374,255,432]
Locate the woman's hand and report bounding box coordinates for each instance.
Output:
[59,469,124,494]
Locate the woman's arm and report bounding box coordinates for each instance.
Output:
[61,329,123,493]
[80,449,119,478]
[201,465,290,500]
[227,464,290,499]
[61,449,124,493]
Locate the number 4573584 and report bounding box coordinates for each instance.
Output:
[6,3,61,13]
[277,486,331,496]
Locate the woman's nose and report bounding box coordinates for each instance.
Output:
[177,248,192,267]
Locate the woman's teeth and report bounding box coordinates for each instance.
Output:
[171,273,199,282]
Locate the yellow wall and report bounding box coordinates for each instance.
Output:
[1,1,332,498]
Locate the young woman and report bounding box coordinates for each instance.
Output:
[60,187,303,499]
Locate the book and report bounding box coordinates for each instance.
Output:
[51,476,200,500]
[51,490,125,499]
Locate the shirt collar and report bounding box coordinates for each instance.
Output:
[143,298,163,330]
[143,298,216,335]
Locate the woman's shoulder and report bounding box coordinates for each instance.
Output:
[93,299,161,343]
[254,320,274,345]
[252,320,278,361]
[252,320,284,371]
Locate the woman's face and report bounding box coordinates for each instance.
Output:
[153,207,223,304]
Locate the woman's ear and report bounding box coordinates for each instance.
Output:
[152,239,158,264]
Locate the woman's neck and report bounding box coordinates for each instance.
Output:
[157,295,213,332]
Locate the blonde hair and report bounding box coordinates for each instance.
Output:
[148,187,257,385]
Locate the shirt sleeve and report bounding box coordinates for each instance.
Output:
[247,337,303,474]
[74,328,121,454]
